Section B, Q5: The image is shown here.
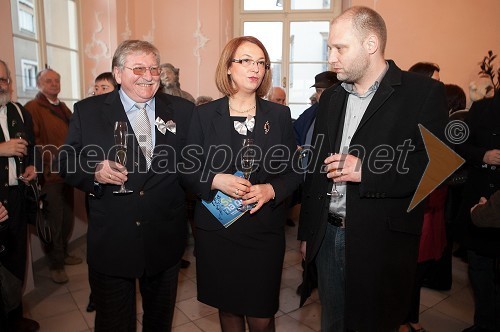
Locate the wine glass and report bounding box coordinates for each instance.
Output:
[238,138,255,211]
[326,152,343,198]
[15,131,27,179]
[113,121,133,194]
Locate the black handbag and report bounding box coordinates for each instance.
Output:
[24,178,52,245]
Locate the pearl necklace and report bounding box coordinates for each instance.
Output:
[229,101,256,114]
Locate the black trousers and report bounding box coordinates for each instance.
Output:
[89,262,180,332]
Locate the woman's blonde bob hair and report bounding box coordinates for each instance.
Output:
[215,36,272,98]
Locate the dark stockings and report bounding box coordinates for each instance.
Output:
[219,311,275,332]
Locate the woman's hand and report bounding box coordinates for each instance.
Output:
[212,173,251,199]
[242,183,275,214]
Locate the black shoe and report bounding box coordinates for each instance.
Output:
[180,259,191,269]
[10,317,40,332]
[86,301,96,312]
[286,218,296,227]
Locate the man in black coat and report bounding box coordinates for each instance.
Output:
[58,40,194,331]
[297,7,448,332]
[456,92,500,332]
[0,59,40,331]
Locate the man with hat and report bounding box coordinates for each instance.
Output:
[294,71,339,147]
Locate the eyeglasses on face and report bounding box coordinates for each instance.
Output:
[124,66,161,76]
[231,58,270,70]
[0,77,10,85]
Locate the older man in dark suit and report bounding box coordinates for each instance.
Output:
[297,6,448,332]
[0,59,40,331]
[58,40,194,331]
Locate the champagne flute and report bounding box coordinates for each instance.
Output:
[326,152,343,198]
[113,121,133,194]
[238,138,255,211]
[15,131,27,179]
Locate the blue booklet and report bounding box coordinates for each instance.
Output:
[202,171,246,228]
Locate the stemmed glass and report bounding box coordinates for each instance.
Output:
[326,152,343,198]
[113,121,133,194]
[238,138,255,211]
[15,131,27,179]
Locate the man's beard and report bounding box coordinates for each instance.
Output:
[0,88,10,106]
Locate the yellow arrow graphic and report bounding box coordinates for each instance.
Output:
[408,124,465,212]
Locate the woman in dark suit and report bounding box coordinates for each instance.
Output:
[182,36,302,331]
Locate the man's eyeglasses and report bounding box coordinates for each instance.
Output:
[0,78,10,85]
[124,66,161,76]
[232,59,270,70]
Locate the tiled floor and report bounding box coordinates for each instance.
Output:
[23,209,475,332]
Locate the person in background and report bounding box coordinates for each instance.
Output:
[24,68,82,285]
[0,59,40,332]
[456,92,500,332]
[298,7,447,331]
[309,92,318,105]
[182,36,302,332]
[266,86,286,105]
[92,72,117,96]
[58,40,194,331]
[195,95,213,106]
[293,71,339,148]
[408,62,440,81]
[160,63,196,103]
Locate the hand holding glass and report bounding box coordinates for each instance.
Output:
[113,121,133,194]
[15,131,27,178]
[326,153,343,198]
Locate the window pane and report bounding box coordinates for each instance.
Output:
[244,22,283,62]
[13,0,37,37]
[291,0,331,10]
[44,0,78,49]
[13,36,39,104]
[290,21,329,62]
[47,46,81,105]
[244,0,283,11]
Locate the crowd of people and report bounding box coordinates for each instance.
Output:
[0,5,498,332]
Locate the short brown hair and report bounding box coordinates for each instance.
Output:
[336,6,388,55]
[215,36,272,98]
[112,40,160,70]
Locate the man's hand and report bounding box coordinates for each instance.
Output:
[94,160,128,185]
[471,196,488,213]
[483,149,500,165]
[325,153,362,183]
[19,165,37,184]
[0,202,8,222]
[0,138,28,157]
[300,241,307,261]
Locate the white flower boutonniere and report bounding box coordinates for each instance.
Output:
[156,117,176,135]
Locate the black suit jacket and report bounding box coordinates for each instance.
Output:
[59,90,194,278]
[181,96,302,231]
[298,60,448,331]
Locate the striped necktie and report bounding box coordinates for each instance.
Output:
[133,103,153,170]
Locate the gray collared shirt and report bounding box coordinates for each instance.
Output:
[329,62,389,219]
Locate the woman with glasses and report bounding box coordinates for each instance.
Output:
[182,36,302,331]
